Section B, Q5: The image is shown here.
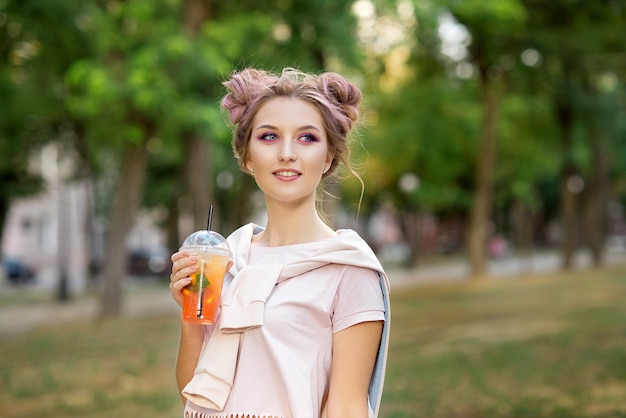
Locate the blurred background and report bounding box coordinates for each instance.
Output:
[1,0,625,417]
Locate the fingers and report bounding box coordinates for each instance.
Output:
[169,252,199,307]
[170,252,198,281]
[170,250,191,264]
[170,276,192,291]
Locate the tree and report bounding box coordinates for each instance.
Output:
[365,0,527,271]
[520,0,626,269]
[66,0,183,316]
[0,0,96,299]
[441,0,528,277]
[65,0,364,317]
[0,0,89,253]
[140,0,365,240]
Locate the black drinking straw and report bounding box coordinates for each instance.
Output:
[207,205,213,231]
[197,205,214,319]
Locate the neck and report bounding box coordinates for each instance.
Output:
[254,199,336,247]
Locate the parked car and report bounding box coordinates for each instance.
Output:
[3,257,36,285]
[127,247,172,278]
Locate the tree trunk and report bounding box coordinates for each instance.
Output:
[511,199,533,252]
[467,69,498,279]
[83,177,100,286]
[183,0,212,35]
[511,199,534,272]
[223,175,257,232]
[74,123,100,285]
[100,139,149,318]
[0,196,7,257]
[166,196,181,254]
[400,210,420,267]
[182,0,216,232]
[182,134,214,231]
[559,165,578,270]
[555,88,577,270]
[584,116,608,267]
[56,183,71,302]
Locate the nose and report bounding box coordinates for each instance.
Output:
[278,139,297,162]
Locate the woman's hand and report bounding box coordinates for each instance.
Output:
[169,251,198,307]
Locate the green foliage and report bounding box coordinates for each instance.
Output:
[0,0,94,219]
[494,92,561,206]
[355,69,481,213]
[517,0,626,216]
[449,0,527,33]
[2,0,626,248]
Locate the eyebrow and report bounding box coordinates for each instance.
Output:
[254,124,321,132]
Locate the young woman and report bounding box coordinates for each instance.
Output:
[169,68,390,418]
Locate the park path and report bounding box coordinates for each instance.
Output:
[0,284,178,335]
[1,247,624,336]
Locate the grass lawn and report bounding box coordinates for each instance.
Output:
[382,265,626,418]
[1,265,625,417]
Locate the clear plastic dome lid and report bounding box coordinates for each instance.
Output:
[180,230,231,256]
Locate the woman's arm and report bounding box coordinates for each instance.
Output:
[170,251,234,405]
[325,320,384,418]
[170,250,203,405]
[175,322,204,405]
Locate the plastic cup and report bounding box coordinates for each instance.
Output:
[180,230,231,324]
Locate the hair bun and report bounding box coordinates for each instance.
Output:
[221,69,272,125]
[318,72,362,123]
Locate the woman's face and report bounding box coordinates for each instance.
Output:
[246,97,333,207]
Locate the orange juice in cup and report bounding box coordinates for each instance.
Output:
[180,230,231,324]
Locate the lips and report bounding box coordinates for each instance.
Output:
[273,169,302,179]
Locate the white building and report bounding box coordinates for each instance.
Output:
[1,143,167,292]
[1,144,90,291]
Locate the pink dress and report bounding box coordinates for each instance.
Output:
[183,237,386,418]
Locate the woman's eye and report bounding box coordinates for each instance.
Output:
[299,133,319,143]
[259,133,278,141]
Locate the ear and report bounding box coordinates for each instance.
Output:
[245,158,254,173]
[325,153,334,170]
